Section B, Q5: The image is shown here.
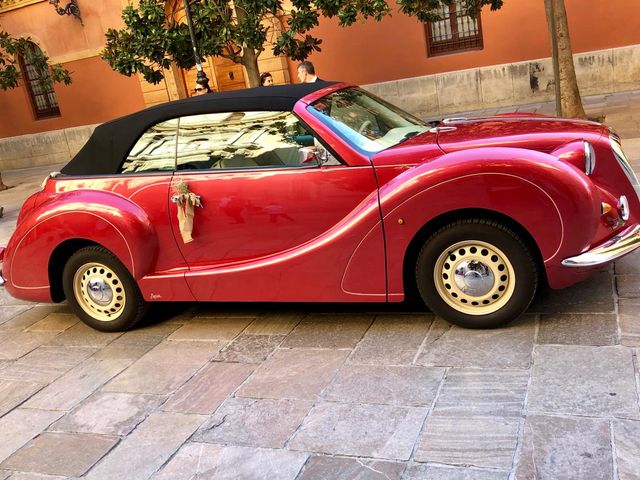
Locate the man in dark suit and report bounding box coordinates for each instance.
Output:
[297,61,321,83]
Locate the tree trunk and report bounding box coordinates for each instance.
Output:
[544,0,586,118]
[242,48,261,88]
[233,2,261,88]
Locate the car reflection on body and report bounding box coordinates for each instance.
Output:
[1,81,639,331]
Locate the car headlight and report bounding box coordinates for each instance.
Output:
[584,141,596,175]
[610,135,640,200]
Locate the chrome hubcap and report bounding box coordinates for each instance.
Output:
[73,262,126,322]
[434,240,516,316]
[454,260,495,296]
[86,277,113,306]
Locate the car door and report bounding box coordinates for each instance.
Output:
[168,110,386,302]
[114,118,195,300]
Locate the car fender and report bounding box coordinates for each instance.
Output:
[378,147,600,295]
[5,190,158,296]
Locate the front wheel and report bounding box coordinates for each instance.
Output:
[416,219,538,329]
[62,246,147,332]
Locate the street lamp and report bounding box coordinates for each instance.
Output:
[48,0,83,25]
[182,0,211,92]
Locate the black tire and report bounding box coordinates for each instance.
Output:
[416,219,538,329]
[62,246,148,332]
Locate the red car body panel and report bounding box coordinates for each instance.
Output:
[2,82,639,308]
[169,164,386,302]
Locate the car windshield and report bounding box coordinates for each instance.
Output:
[307,87,429,154]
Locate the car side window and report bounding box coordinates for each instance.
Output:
[121,119,178,173]
[176,111,335,171]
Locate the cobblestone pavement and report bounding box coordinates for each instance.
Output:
[0,91,640,479]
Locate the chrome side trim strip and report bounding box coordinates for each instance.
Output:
[562,224,640,267]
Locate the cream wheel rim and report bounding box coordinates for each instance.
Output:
[434,240,516,315]
[73,262,126,322]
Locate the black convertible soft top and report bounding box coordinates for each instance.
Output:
[61,81,339,176]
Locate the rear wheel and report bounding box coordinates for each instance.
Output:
[62,246,147,332]
[416,219,538,328]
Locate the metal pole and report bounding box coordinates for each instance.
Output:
[182,0,210,92]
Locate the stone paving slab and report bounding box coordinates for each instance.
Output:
[529,271,615,314]
[615,254,640,275]
[281,314,373,348]
[297,456,405,480]
[244,310,304,335]
[348,314,433,365]
[613,419,640,480]
[0,306,64,332]
[617,274,640,298]
[0,381,44,417]
[322,364,444,406]
[50,391,166,436]
[433,369,529,417]
[25,313,78,333]
[619,299,640,347]
[162,361,255,414]
[194,397,312,448]
[215,333,285,363]
[527,345,639,418]
[154,443,308,480]
[23,356,140,411]
[84,411,205,480]
[416,317,535,369]
[403,465,509,480]
[537,313,618,346]
[515,415,613,480]
[0,409,64,464]
[415,415,520,469]
[237,348,350,400]
[0,346,97,384]
[2,473,68,480]
[0,331,60,361]
[102,358,209,395]
[0,306,32,327]
[289,402,428,460]
[46,322,122,348]
[167,317,253,341]
[103,340,225,395]
[0,432,118,477]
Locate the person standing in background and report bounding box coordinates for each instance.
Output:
[260,72,274,86]
[297,61,321,83]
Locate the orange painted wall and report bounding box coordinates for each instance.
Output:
[287,0,640,85]
[0,56,146,137]
[0,0,127,59]
[0,0,145,138]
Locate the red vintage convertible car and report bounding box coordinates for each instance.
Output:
[1,82,639,331]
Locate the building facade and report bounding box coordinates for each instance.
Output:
[0,0,639,169]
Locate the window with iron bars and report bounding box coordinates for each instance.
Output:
[18,42,61,120]
[425,1,483,56]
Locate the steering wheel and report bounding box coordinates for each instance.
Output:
[358,120,372,134]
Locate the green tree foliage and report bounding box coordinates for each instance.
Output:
[102,0,503,88]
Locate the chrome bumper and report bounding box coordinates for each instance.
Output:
[562,224,640,267]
